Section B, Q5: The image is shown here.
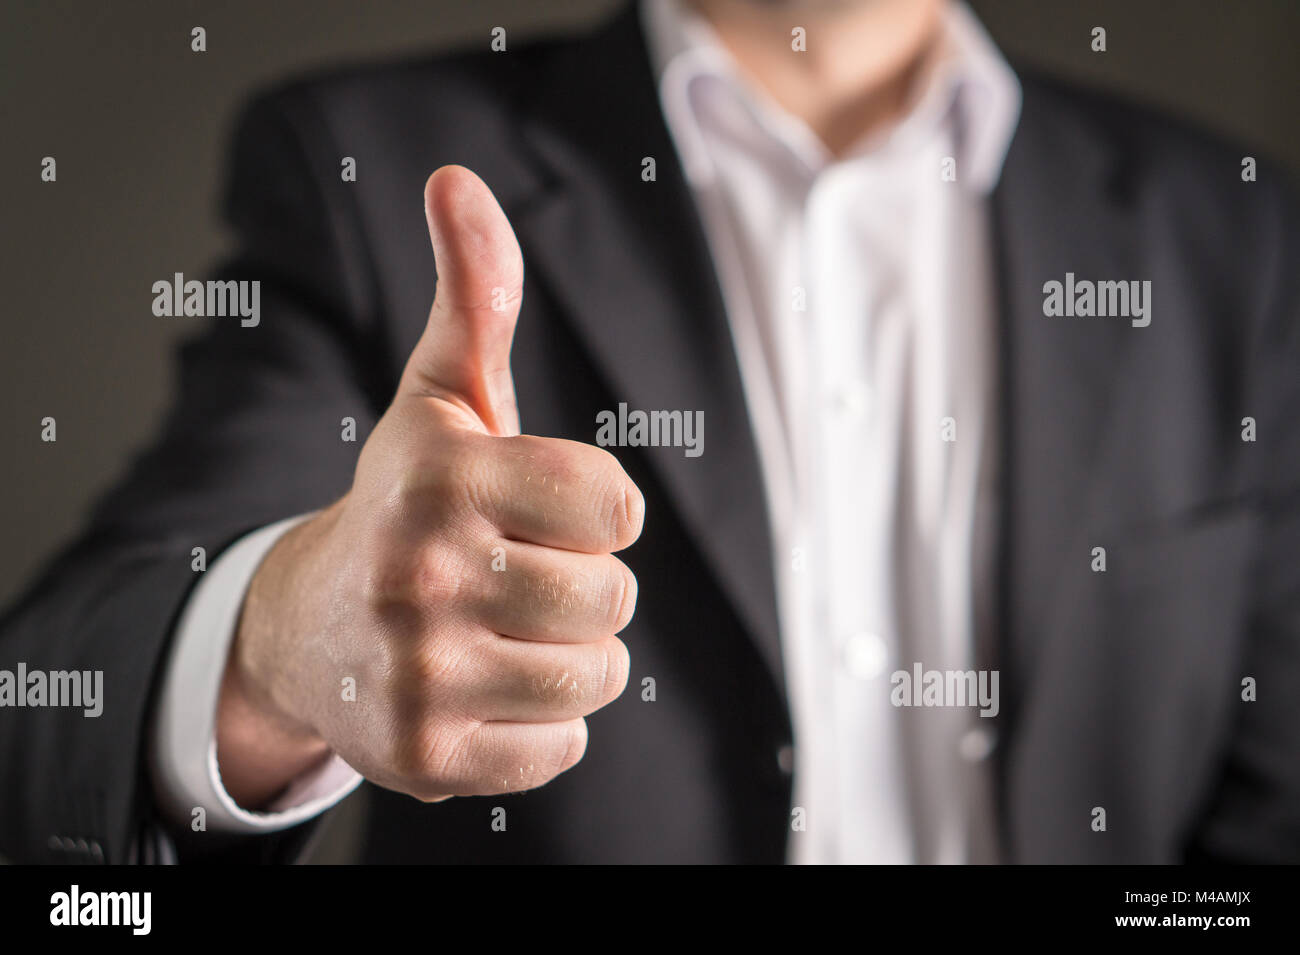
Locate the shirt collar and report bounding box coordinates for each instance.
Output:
[639,0,1022,194]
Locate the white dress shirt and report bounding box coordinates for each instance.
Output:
[151,0,1021,862]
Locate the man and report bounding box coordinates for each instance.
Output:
[1,0,1297,864]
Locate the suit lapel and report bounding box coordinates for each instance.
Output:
[990,75,1142,729]
[509,7,785,694]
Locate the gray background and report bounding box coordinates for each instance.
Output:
[3,0,1299,608]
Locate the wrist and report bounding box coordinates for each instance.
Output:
[216,506,342,808]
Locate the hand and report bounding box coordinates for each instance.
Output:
[216,166,644,808]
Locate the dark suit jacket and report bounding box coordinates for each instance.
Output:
[2,4,1298,864]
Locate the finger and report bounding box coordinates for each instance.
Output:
[481,634,628,722]
[470,432,645,553]
[441,718,589,796]
[472,542,637,644]
[401,164,523,437]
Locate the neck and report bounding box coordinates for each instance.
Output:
[689,0,948,156]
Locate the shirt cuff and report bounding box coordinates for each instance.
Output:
[150,514,363,834]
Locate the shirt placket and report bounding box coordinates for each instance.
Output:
[805,167,913,863]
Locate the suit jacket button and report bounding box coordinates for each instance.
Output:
[776,744,795,775]
[959,726,997,762]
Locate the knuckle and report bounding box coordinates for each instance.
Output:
[555,719,589,775]
[523,722,588,790]
[414,542,474,610]
[425,722,477,793]
[516,436,584,489]
[526,641,624,714]
[390,715,464,787]
[361,555,422,615]
[537,441,628,545]
[529,664,586,710]
[521,565,583,619]
[388,733,431,783]
[407,638,463,693]
[587,443,623,476]
[479,721,588,795]
[362,543,467,619]
[427,436,486,511]
[509,556,631,637]
[381,637,476,747]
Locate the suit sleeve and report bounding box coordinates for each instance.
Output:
[0,83,390,864]
[150,514,361,836]
[1187,174,1300,863]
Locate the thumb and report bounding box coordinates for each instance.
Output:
[402,164,523,436]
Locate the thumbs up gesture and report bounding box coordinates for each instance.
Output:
[216,167,644,806]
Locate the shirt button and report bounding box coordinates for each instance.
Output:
[829,381,870,417]
[776,744,795,775]
[842,631,888,679]
[959,726,998,762]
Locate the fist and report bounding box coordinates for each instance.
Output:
[221,166,644,805]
